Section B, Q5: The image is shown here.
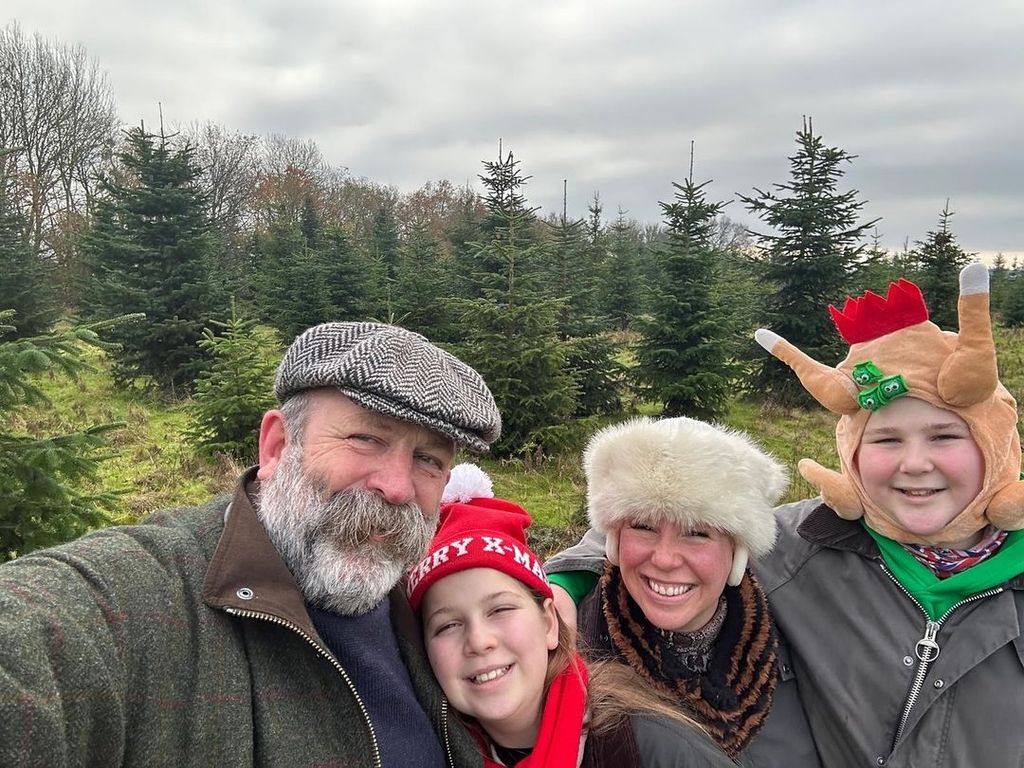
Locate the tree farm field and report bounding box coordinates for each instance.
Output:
[18,326,1024,558]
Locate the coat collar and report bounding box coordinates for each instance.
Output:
[798,501,1024,590]
[202,466,322,639]
[797,502,881,559]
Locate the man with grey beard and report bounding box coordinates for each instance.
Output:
[0,321,501,768]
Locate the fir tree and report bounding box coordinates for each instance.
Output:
[252,213,334,342]
[542,185,607,338]
[450,298,576,458]
[1002,270,1024,328]
[186,303,280,462]
[633,162,733,420]
[581,194,614,330]
[739,117,879,404]
[371,204,401,282]
[848,229,901,293]
[912,203,972,328]
[391,221,456,338]
[254,214,382,342]
[601,209,646,330]
[451,148,575,457]
[444,193,484,301]
[300,195,321,249]
[564,334,624,417]
[543,191,624,417]
[81,126,224,393]
[991,253,1010,318]
[460,148,543,299]
[0,312,134,560]
[320,225,382,322]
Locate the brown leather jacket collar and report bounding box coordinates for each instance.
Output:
[202,466,323,639]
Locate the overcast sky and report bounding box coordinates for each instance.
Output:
[7,1,1023,259]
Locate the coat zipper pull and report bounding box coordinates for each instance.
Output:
[915,620,941,662]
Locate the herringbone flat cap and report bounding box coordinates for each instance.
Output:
[274,322,501,452]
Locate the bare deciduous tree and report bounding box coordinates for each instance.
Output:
[252,133,347,229]
[182,120,260,234]
[0,22,118,258]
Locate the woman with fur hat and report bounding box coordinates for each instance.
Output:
[408,465,735,768]
[546,416,818,765]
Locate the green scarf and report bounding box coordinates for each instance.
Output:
[865,525,1024,620]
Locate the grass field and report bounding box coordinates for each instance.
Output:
[18,326,1024,556]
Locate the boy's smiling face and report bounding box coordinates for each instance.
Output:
[856,397,985,548]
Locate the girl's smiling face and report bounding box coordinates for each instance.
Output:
[422,568,558,748]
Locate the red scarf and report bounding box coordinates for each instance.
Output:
[480,653,589,768]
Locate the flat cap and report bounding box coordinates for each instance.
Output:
[274,322,501,452]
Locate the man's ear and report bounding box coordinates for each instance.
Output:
[257,410,288,480]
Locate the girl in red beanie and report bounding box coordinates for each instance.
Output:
[408,465,733,768]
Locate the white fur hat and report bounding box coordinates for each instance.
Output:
[585,416,788,586]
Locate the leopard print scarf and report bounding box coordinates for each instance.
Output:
[599,563,778,758]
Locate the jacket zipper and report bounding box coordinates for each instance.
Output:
[441,696,455,767]
[880,563,1004,749]
[225,606,383,768]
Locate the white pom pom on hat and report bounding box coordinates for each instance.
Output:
[441,463,494,504]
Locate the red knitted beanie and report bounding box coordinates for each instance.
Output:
[407,465,552,611]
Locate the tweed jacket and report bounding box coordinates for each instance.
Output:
[758,498,1024,768]
[0,468,482,768]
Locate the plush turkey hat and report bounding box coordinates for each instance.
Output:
[756,263,1024,546]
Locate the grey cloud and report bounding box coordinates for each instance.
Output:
[5,0,1023,254]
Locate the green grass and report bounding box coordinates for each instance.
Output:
[18,325,1024,556]
[15,344,239,525]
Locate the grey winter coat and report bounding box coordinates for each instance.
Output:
[628,714,739,767]
[0,468,481,768]
[759,498,1024,768]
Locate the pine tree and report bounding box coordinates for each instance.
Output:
[0,312,134,560]
[912,203,972,328]
[0,148,59,337]
[451,148,575,457]
[252,213,333,342]
[186,303,280,462]
[1002,270,1024,328]
[600,209,647,330]
[633,163,733,420]
[739,117,879,404]
[81,126,224,393]
[391,221,456,337]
